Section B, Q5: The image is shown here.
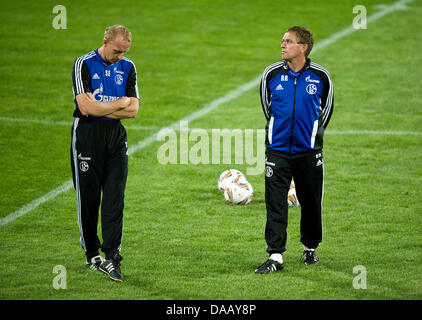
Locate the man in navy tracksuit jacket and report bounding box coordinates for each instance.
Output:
[255,26,333,274]
[71,25,139,282]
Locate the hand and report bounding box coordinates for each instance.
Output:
[119,96,131,107]
[82,92,96,103]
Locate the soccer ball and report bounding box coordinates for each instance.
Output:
[287,180,300,207]
[218,169,247,193]
[218,169,253,205]
[224,181,253,205]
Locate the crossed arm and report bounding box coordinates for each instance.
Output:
[76,93,139,119]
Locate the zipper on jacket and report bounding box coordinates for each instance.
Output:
[289,77,297,154]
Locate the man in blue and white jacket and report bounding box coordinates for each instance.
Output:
[71,25,139,282]
[255,26,334,274]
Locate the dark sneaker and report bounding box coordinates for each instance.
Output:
[86,255,104,272]
[303,250,319,265]
[254,259,284,274]
[99,254,124,282]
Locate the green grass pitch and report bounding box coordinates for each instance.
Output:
[0,0,421,301]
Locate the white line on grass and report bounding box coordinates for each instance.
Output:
[0,0,412,228]
[1,117,420,136]
[0,181,74,227]
[0,116,161,131]
[0,116,72,126]
[138,127,422,135]
[326,130,422,136]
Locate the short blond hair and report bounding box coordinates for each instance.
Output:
[104,25,132,43]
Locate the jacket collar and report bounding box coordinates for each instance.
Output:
[281,58,311,74]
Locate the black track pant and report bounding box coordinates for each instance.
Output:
[70,118,128,261]
[264,147,324,255]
